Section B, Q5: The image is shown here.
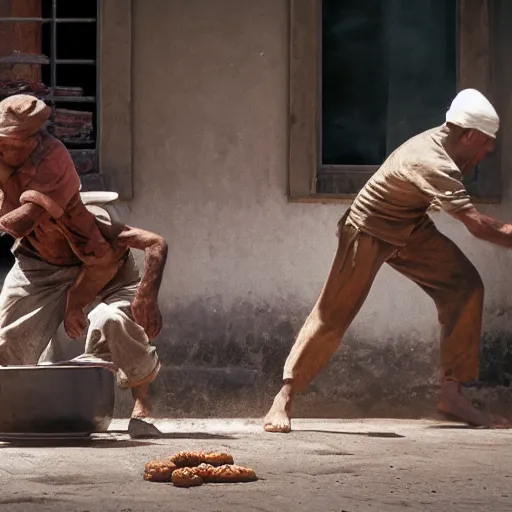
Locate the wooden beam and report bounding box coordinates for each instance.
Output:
[458,0,501,202]
[288,0,321,200]
[0,0,42,82]
[458,0,491,95]
[99,0,133,199]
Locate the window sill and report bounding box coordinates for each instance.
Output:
[288,193,356,204]
[288,193,502,205]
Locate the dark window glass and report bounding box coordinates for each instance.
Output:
[321,0,457,166]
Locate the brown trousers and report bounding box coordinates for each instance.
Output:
[283,215,484,392]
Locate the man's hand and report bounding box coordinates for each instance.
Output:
[64,306,88,339]
[131,293,162,340]
[63,250,125,339]
[64,256,124,340]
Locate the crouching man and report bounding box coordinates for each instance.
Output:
[0,93,167,420]
[0,198,167,420]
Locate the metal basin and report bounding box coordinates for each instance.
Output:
[0,365,115,434]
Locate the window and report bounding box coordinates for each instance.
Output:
[0,0,99,186]
[0,0,133,198]
[0,0,132,275]
[289,0,501,203]
[0,0,100,273]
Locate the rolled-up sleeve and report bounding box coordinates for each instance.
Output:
[413,164,473,214]
[19,144,80,219]
[85,205,127,241]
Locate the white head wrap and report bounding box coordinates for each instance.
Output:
[445,88,499,138]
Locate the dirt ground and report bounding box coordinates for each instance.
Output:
[0,418,510,512]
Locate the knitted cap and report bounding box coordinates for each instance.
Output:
[0,94,51,140]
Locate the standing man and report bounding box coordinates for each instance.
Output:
[265,89,511,432]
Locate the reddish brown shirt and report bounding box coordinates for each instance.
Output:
[0,130,115,266]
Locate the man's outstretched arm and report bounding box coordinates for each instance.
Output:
[451,206,512,248]
[115,225,168,340]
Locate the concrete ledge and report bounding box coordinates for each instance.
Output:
[112,363,512,420]
[114,365,261,418]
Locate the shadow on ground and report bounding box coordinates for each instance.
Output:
[298,429,405,438]
[0,431,236,449]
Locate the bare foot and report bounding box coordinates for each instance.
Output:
[264,383,293,433]
[128,364,160,418]
[131,383,152,419]
[439,381,511,429]
[128,383,163,438]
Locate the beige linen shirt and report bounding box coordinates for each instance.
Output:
[345,124,473,246]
